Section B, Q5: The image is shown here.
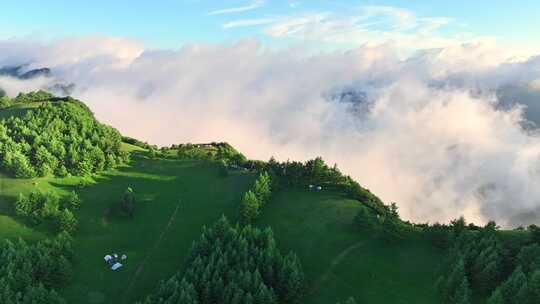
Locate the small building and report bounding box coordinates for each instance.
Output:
[316,186,322,191]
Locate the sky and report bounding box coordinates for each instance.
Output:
[1,1,540,227]
[1,0,539,55]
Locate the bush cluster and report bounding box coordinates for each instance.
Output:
[15,190,80,234]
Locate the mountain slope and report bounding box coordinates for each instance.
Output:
[1,92,538,304]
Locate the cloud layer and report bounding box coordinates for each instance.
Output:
[1,36,540,227]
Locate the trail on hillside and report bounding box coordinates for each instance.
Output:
[310,241,364,294]
[122,199,183,303]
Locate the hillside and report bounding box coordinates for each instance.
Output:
[1,93,540,304]
[257,189,443,304]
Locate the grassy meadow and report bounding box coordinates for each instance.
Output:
[257,188,445,304]
[0,149,255,303]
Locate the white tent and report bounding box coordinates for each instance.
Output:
[104,255,112,262]
[111,262,123,270]
[316,186,322,191]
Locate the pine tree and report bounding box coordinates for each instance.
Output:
[529,270,540,303]
[239,191,260,224]
[121,187,136,217]
[487,288,504,304]
[501,267,527,304]
[253,172,271,204]
[58,209,78,234]
[453,277,472,304]
[62,191,81,210]
[444,257,467,302]
[516,244,540,274]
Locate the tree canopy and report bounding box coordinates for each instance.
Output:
[0,94,126,178]
[141,216,304,304]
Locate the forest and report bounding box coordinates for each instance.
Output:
[0,91,126,178]
[141,216,304,304]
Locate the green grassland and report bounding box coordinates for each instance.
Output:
[257,188,444,304]
[0,150,256,303]
[0,143,445,304]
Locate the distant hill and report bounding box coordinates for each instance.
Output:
[0,64,75,95]
[0,65,51,79]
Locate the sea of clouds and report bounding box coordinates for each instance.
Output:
[1,35,540,227]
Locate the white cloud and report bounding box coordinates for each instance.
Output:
[530,78,540,91]
[222,5,506,55]
[0,76,52,96]
[2,36,540,227]
[359,5,418,30]
[223,18,277,29]
[208,0,266,15]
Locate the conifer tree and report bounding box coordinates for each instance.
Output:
[487,288,504,304]
[529,270,540,303]
[440,257,467,302]
[253,172,272,205]
[454,277,472,304]
[121,187,136,217]
[58,209,78,234]
[239,191,260,224]
[500,267,527,304]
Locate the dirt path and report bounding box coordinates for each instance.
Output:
[122,199,183,303]
[310,241,364,294]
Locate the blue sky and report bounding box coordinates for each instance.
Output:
[0,0,539,53]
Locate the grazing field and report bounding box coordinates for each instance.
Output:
[0,152,255,304]
[257,188,445,304]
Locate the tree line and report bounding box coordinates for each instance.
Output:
[434,217,540,304]
[264,157,387,216]
[0,232,73,303]
[141,216,304,304]
[0,92,127,178]
[142,142,248,167]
